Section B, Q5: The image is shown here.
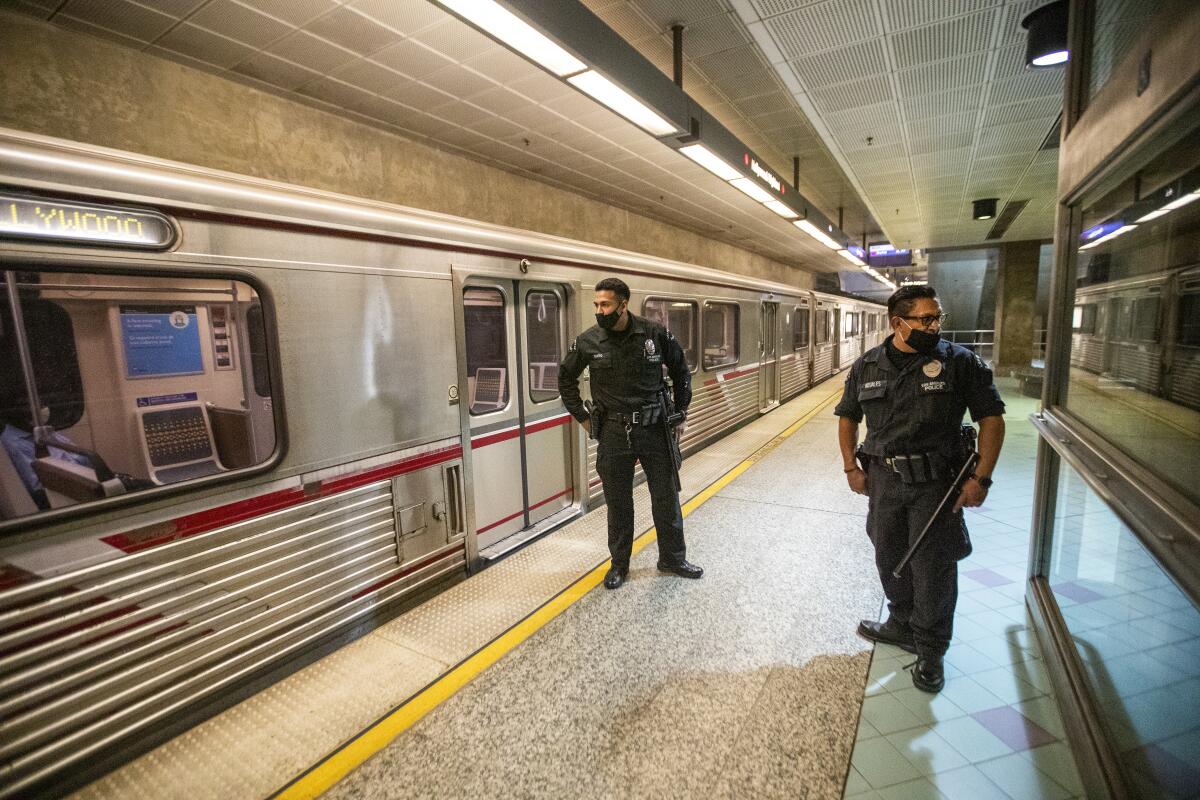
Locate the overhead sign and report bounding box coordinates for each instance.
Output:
[868,242,913,267]
[0,193,175,249]
[744,154,784,194]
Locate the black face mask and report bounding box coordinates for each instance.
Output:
[596,305,624,330]
[902,321,941,354]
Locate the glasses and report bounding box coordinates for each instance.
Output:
[899,314,948,328]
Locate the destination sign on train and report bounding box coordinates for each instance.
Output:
[0,193,175,249]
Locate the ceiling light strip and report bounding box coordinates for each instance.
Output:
[794,219,842,249]
[435,0,585,77]
[567,71,678,136]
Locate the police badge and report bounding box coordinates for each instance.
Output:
[644,338,656,357]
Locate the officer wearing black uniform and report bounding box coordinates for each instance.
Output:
[559,277,703,590]
[835,285,1005,692]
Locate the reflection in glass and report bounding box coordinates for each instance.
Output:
[463,287,509,416]
[642,298,697,369]
[1086,0,1162,104]
[0,271,276,522]
[793,307,810,350]
[525,291,561,403]
[1046,464,1200,799]
[702,302,739,370]
[1064,128,1200,506]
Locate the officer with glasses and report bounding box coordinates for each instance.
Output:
[834,285,1006,693]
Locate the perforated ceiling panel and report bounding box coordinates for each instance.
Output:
[730,0,1063,250]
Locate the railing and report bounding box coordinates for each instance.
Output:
[941,329,994,363]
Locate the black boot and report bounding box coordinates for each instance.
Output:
[912,655,945,693]
[656,560,703,578]
[857,617,917,654]
[603,567,627,590]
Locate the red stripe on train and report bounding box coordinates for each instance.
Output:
[476,486,572,534]
[101,444,463,554]
[703,365,760,386]
[471,413,571,449]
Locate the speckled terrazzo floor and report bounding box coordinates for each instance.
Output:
[324,403,883,799]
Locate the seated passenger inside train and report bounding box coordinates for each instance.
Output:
[0,271,276,522]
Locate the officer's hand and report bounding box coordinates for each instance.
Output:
[675,419,687,441]
[954,478,987,512]
[582,418,591,435]
[846,467,868,495]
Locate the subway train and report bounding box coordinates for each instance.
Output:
[1069,264,1200,410]
[0,129,885,796]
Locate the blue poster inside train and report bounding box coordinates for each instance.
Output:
[120,305,204,378]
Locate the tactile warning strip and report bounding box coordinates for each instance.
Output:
[69,379,846,800]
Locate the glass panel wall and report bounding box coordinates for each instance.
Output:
[1046,462,1200,798]
[1061,129,1200,507]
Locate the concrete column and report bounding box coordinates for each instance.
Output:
[993,240,1042,376]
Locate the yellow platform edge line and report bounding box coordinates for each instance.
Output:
[276,389,842,800]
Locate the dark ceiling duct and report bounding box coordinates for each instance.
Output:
[986,200,1030,239]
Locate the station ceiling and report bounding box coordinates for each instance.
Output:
[11,0,1066,272]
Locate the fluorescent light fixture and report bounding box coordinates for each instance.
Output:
[1032,50,1069,66]
[1136,207,1172,223]
[837,248,866,266]
[436,0,585,77]
[1079,224,1137,250]
[568,70,678,136]
[1139,190,1200,221]
[763,200,799,219]
[794,219,841,249]
[678,143,742,181]
[729,177,775,203]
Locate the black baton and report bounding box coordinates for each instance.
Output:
[891,451,979,578]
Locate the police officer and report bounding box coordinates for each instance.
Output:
[559,277,703,590]
[835,285,1005,692]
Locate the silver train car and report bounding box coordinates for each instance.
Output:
[1069,265,1200,409]
[0,129,884,797]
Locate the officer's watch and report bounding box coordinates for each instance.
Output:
[969,473,993,489]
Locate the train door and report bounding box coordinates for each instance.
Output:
[759,301,780,411]
[831,307,842,370]
[461,279,574,558]
[1102,297,1121,373]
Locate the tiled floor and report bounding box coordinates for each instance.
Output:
[844,379,1087,800]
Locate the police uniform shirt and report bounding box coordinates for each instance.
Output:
[834,335,1005,456]
[558,313,692,421]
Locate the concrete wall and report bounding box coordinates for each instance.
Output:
[993,240,1043,375]
[0,10,813,290]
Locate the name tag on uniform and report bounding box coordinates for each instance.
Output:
[919,380,949,393]
[590,352,611,367]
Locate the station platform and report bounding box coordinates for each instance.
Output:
[69,378,1085,800]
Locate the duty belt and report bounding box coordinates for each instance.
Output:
[606,410,643,425]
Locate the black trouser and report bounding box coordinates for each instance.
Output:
[595,420,686,570]
[865,457,972,658]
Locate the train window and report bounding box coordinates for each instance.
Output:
[1179,294,1200,347]
[1130,296,1160,342]
[1062,125,1199,507]
[815,309,829,345]
[1072,304,1097,334]
[702,302,739,370]
[642,298,698,370]
[463,287,509,415]
[525,290,562,403]
[792,307,810,350]
[0,270,279,527]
